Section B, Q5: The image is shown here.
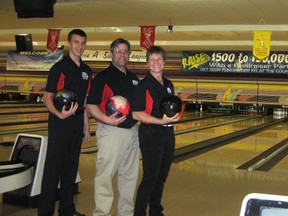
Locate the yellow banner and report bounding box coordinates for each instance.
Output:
[81,50,146,62]
[253,31,271,61]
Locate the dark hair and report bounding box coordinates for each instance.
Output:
[110,38,131,52]
[67,29,87,42]
[146,46,166,62]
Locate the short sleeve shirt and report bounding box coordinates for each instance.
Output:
[45,55,92,111]
[87,63,139,128]
[132,72,174,119]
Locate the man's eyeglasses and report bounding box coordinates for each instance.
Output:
[112,49,131,55]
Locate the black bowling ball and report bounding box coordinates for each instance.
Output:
[160,94,182,117]
[53,89,78,112]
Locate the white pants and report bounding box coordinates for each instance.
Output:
[93,124,139,216]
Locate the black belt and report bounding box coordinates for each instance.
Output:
[75,109,84,115]
[141,123,173,128]
[116,125,135,129]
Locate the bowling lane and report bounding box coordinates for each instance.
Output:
[169,117,288,216]
[0,105,200,140]
[176,118,288,164]
[270,152,288,173]
[0,112,49,124]
[0,103,250,155]
[0,107,49,143]
[174,114,270,148]
[174,113,254,130]
[0,118,47,133]
[0,104,47,114]
[0,122,97,147]
[0,109,212,159]
[0,112,100,151]
[179,110,231,121]
[0,103,286,216]
[0,108,254,150]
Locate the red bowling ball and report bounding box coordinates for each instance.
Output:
[105,95,130,118]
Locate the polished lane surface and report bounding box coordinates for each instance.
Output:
[1,106,288,215]
[167,116,288,216]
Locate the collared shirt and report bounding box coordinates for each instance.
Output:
[132,72,174,119]
[46,55,92,111]
[87,63,139,128]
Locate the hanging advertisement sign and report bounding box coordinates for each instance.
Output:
[253,31,271,61]
[182,50,288,74]
[46,29,61,52]
[6,49,146,71]
[6,50,63,71]
[140,26,155,51]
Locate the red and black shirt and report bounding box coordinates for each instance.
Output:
[132,72,174,120]
[45,55,92,112]
[87,63,139,128]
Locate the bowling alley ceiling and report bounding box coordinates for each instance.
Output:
[1,0,288,53]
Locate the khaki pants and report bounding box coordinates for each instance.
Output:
[93,124,139,216]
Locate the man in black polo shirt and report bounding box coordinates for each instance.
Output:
[86,38,139,216]
[38,29,92,216]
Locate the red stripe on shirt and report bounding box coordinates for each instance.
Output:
[57,73,65,91]
[99,84,114,113]
[145,90,153,115]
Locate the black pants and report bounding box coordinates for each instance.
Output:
[134,124,175,216]
[38,113,84,216]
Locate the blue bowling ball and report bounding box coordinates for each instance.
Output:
[53,89,78,112]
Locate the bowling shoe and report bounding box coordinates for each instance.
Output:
[72,211,85,216]
[59,211,85,216]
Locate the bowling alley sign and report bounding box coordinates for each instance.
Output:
[182,51,288,74]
